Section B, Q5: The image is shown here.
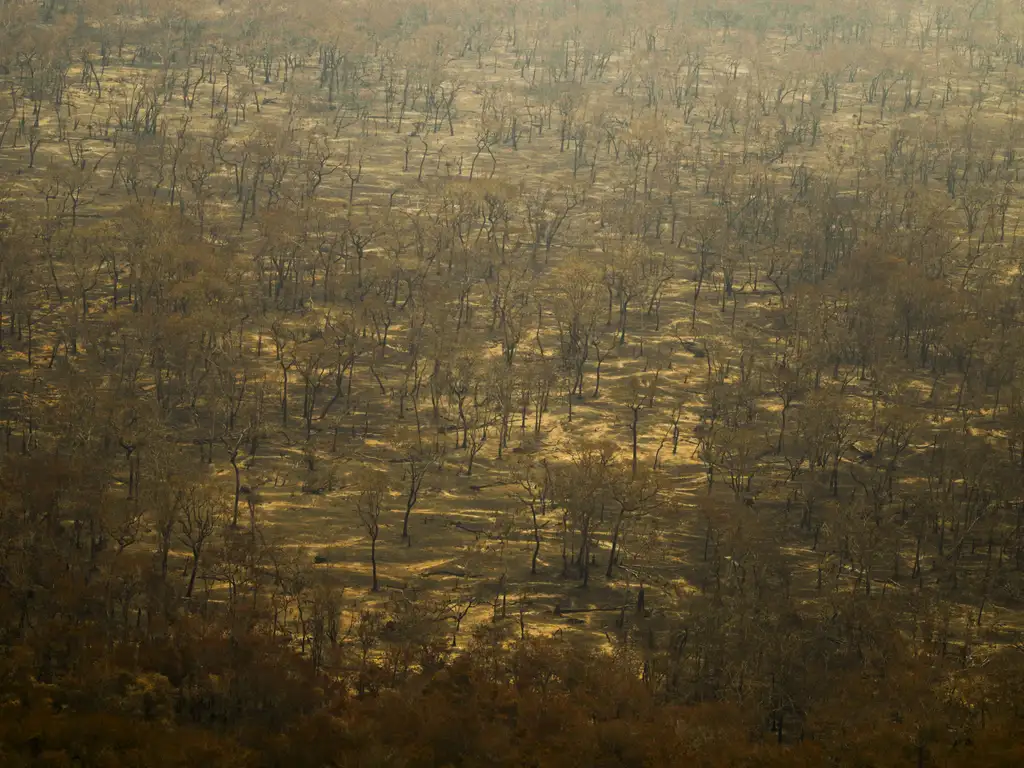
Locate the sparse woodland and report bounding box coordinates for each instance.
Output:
[2,0,1024,764]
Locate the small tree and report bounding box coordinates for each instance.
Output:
[356,472,387,592]
[606,465,660,578]
[176,484,228,599]
[395,438,444,539]
[625,373,658,477]
[509,455,553,575]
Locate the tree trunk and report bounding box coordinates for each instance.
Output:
[631,409,639,476]
[370,536,379,591]
[231,456,241,526]
[532,510,541,575]
[186,553,200,598]
[606,510,625,578]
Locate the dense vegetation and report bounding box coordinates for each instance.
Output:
[2,0,1024,764]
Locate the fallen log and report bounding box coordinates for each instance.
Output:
[553,604,622,616]
[421,569,482,578]
[448,520,487,536]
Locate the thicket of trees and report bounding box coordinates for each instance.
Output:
[2,0,1024,763]
[2,607,1024,766]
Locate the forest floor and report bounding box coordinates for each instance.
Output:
[3,7,1022,652]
